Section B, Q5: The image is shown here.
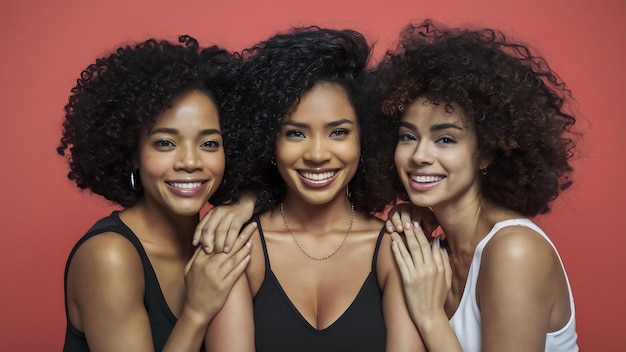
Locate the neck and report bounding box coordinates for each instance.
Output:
[280,192,353,232]
[123,199,199,254]
[433,194,491,258]
[435,195,520,256]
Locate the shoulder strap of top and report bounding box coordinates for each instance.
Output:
[252,215,271,270]
[371,227,386,272]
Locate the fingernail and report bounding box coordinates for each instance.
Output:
[192,239,197,246]
[413,221,420,228]
[246,240,252,247]
[224,246,230,253]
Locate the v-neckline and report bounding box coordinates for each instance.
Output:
[254,215,376,332]
[268,269,374,332]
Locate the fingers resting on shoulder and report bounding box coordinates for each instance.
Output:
[192,193,257,254]
[386,203,439,238]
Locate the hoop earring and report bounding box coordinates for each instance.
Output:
[130,170,142,191]
[480,168,488,176]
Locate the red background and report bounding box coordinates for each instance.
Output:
[1,0,624,350]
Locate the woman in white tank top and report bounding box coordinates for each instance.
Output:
[372,19,580,351]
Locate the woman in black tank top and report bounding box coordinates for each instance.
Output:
[59,36,256,351]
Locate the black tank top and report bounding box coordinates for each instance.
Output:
[63,211,189,352]
[252,216,387,352]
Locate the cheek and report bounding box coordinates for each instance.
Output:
[207,153,226,177]
[338,143,360,164]
[138,152,169,177]
[275,142,298,166]
[444,151,477,173]
[394,146,409,168]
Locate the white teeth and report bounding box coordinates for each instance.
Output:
[300,171,336,181]
[169,182,202,189]
[411,175,444,183]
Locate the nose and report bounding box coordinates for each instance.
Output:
[410,141,434,165]
[303,136,331,164]
[175,145,203,172]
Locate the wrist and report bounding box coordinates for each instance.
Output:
[180,304,217,327]
[414,311,450,336]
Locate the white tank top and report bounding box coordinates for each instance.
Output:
[447,219,578,351]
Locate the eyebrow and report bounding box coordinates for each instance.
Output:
[149,127,222,136]
[399,121,464,132]
[282,119,355,129]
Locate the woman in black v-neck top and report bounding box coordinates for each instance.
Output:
[205,26,427,352]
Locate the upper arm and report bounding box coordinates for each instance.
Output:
[66,232,153,351]
[203,274,255,352]
[378,234,426,352]
[478,227,562,352]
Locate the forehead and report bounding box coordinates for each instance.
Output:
[152,90,221,129]
[283,82,357,124]
[401,96,468,127]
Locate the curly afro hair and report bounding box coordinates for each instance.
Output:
[58,35,245,207]
[372,19,579,217]
[236,26,397,214]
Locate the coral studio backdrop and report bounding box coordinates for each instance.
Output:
[1,0,624,350]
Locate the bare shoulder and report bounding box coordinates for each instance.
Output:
[69,231,144,275]
[479,224,564,296]
[483,224,559,268]
[66,231,146,331]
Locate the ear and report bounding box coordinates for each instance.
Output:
[476,152,493,170]
[477,154,492,171]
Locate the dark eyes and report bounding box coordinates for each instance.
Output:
[284,128,350,138]
[153,139,221,150]
[436,136,456,144]
[155,139,175,148]
[330,128,349,137]
[200,140,221,149]
[285,129,305,138]
[397,132,456,144]
[398,131,417,141]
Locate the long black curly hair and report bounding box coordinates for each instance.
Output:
[237,26,397,214]
[372,19,579,217]
[57,35,244,207]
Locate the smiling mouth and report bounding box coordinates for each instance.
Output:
[299,170,337,181]
[410,175,444,183]
[166,181,205,189]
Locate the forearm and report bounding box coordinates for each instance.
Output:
[162,308,213,352]
[414,314,462,352]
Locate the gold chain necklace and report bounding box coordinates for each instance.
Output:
[279,202,354,261]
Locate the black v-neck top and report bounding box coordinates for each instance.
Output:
[252,215,386,352]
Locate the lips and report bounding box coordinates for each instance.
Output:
[297,170,339,188]
[165,180,209,197]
